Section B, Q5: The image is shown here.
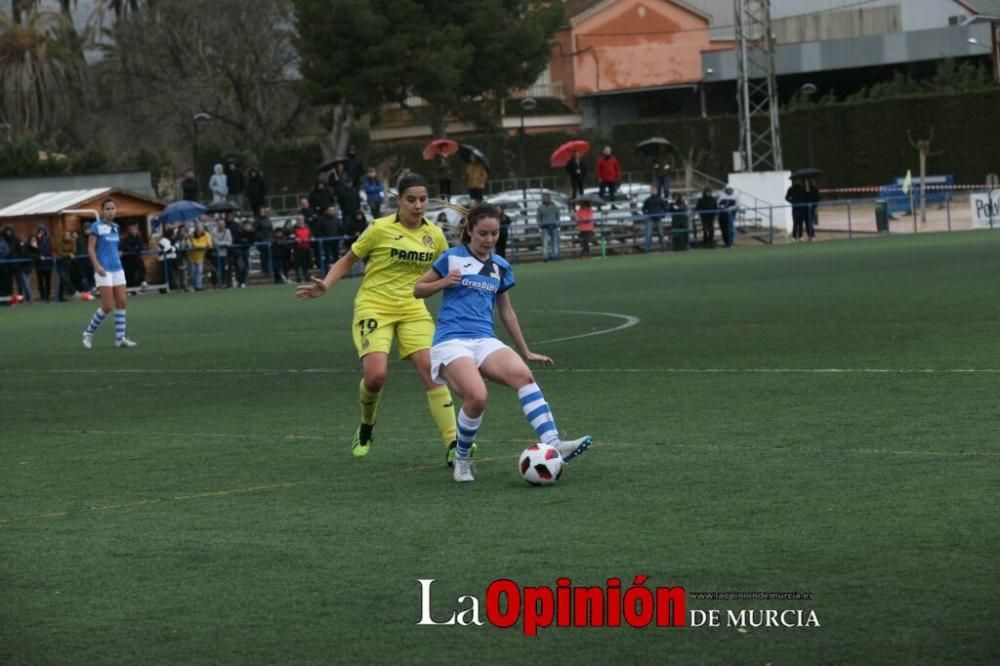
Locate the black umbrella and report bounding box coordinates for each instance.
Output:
[206,200,239,213]
[569,193,607,206]
[790,167,823,179]
[317,157,348,172]
[458,144,490,172]
[635,137,674,157]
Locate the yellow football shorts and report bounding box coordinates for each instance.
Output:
[352,308,435,360]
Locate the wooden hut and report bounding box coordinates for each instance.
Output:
[0,188,165,297]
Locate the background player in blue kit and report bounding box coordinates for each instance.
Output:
[82,198,136,349]
[414,203,591,483]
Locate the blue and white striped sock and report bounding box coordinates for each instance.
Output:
[517,383,559,445]
[114,309,126,342]
[456,409,482,458]
[84,308,107,334]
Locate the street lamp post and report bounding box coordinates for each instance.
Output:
[518,97,537,229]
[192,112,212,191]
[800,83,817,167]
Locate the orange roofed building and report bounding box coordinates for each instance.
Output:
[547,0,728,132]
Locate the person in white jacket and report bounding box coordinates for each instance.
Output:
[209,164,228,203]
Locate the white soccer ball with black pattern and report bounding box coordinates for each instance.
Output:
[519,443,564,486]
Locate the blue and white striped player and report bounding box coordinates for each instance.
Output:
[82,198,136,349]
[414,202,591,483]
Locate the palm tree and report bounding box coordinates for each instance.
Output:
[0,10,85,140]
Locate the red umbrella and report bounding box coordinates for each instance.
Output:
[422,139,459,160]
[550,140,591,168]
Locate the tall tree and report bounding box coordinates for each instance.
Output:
[0,9,86,141]
[294,0,562,151]
[96,0,303,159]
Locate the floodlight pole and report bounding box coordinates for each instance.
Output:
[800,83,817,167]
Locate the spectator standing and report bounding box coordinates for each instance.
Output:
[535,192,562,262]
[210,218,233,287]
[29,226,55,301]
[668,194,689,251]
[208,164,228,203]
[173,224,193,291]
[56,229,77,300]
[436,154,452,199]
[308,180,334,222]
[495,203,511,259]
[695,187,719,248]
[596,145,622,203]
[0,226,13,305]
[804,178,820,242]
[234,219,255,287]
[180,169,199,202]
[362,168,384,218]
[120,222,147,289]
[188,221,213,290]
[255,206,274,278]
[575,201,596,257]
[75,222,94,293]
[652,163,671,198]
[225,161,246,210]
[292,215,313,283]
[7,228,32,302]
[565,153,586,198]
[339,179,362,222]
[317,205,341,270]
[345,146,364,187]
[717,187,738,248]
[641,186,668,252]
[246,168,268,215]
[786,177,808,243]
[465,155,488,202]
[271,227,291,284]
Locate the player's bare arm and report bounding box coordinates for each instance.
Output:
[497,291,552,365]
[413,267,461,299]
[296,251,359,300]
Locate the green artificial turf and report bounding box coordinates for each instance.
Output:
[2,231,998,664]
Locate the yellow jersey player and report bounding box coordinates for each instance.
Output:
[296,173,474,465]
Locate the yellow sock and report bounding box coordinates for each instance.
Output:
[426,385,457,448]
[359,379,382,425]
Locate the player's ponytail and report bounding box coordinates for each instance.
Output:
[460,203,499,244]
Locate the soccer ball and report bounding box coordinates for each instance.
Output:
[519,443,564,486]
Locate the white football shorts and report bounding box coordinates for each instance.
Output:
[430,337,510,385]
[94,269,127,288]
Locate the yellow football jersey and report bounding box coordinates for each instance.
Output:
[351,213,450,313]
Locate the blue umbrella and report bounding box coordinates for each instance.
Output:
[156,200,206,226]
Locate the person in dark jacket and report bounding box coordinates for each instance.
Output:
[695,187,719,248]
[316,205,342,270]
[717,187,738,248]
[0,226,14,305]
[804,178,820,242]
[246,168,268,214]
[120,222,147,288]
[786,177,808,243]
[225,161,246,210]
[495,204,512,259]
[180,169,199,202]
[27,226,55,301]
[565,153,586,198]
[668,193,690,251]
[641,186,668,252]
[338,179,362,221]
[308,181,334,221]
[5,226,32,302]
